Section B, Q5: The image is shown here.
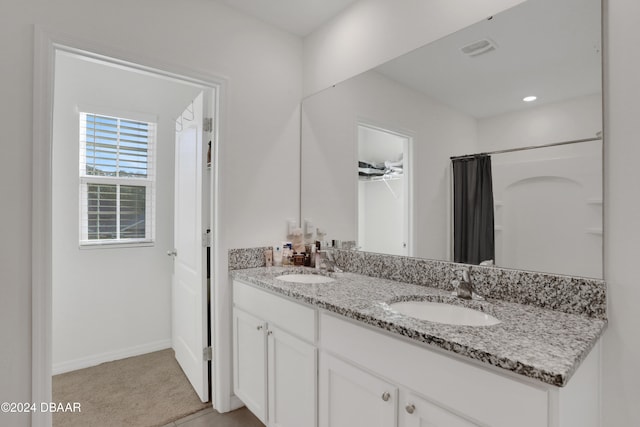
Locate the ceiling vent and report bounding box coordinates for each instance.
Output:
[460,38,497,57]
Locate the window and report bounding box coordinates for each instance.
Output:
[79,112,156,246]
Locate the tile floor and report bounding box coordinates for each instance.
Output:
[163,406,264,427]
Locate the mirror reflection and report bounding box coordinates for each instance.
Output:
[301,0,602,278]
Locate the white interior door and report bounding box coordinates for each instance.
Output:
[357,124,411,256]
[172,91,208,402]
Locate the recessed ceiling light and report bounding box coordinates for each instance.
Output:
[523,96,537,102]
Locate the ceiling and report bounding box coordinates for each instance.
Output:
[374,0,602,118]
[219,0,359,36]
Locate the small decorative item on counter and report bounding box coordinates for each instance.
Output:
[293,253,305,266]
[264,249,273,267]
[316,228,326,243]
[303,244,312,267]
[291,227,305,253]
[273,244,283,267]
[303,219,315,242]
[282,242,293,266]
[342,240,357,250]
[315,240,330,250]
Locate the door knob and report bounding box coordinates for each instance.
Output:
[405,404,415,414]
[381,392,391,402]
[167,249,177,256]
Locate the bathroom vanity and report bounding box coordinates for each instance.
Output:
[231,266,606,427]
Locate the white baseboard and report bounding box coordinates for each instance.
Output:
[52,339,172,375]
[229,395,245,412]
[215,394,245,413]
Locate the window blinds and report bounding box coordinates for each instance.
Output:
[82,114,152,177]
[79,112,156,245]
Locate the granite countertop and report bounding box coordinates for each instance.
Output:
[231,266,607,387]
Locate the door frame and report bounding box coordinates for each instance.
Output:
[32,27,226,426]
[355,120,415,257]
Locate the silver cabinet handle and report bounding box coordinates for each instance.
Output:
[256,325,263,330]
[405,404,415,414]
[167,249,177,256]
[381,392,391,402]
[267,330,273,336]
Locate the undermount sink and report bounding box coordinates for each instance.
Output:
[389,301,500,326]
[276,274,335,284]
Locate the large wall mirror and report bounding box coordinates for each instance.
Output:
[301,0,603,279]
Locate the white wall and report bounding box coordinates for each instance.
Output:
[303,0,525,95]
[301,70,477,261]
[603,0,640,424]
[0,0,301,424]
[51,52,203,373]
[477,94,603,151]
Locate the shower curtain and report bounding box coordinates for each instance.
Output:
[452,154,495,265]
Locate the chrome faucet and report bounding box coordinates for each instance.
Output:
[317,250,343,273]
[451,266,484,300]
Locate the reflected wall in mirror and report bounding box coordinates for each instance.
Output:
[301,0,603,278]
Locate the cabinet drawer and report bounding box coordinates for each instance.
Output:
[233,280,316,342]
[320,312,549,427]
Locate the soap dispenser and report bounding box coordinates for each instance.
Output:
[273,245,283,267]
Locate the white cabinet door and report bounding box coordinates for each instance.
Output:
[267,325,317,427]
[233,308,267,423]
[319,353,397,427]
[399,390,480,427]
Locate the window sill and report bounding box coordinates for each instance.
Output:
[79,240,155,250]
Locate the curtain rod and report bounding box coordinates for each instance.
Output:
[449,136,602,161]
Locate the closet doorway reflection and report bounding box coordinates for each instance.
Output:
[357,124,412,256]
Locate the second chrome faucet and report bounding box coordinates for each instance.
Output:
[451,266,484,301]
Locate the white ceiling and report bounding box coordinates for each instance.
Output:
[219,0,359,36]
[374,0,602,118]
